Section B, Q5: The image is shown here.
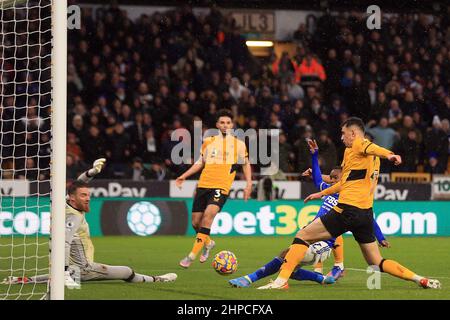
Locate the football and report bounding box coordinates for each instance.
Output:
[212,250,238,275]
[300,241,333,267]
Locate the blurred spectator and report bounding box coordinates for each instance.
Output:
[15,158,40,181]
[317,130,337,174]
[366,117,398,150]
[287,75,305,101]
[387,99,403,127]
[397,115,423,144]
[125,157,152,181]
[424,116,449,173]
[295,53,326,84]
[442,119,450,157]
[83,126,107,163]
[278,132,294,173]
[67,132,84,161]
[142,128,158,163]
[294,125,314,173]
[106,123,131,177]
[424,154,445,174]
[148,162,173,181]
[66,154,84,180]
[229,77,248,102]
[393,130,421,172]
[292,23,311,47]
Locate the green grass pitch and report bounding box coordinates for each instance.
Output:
[1,236,449,300]
[67,236,449,300]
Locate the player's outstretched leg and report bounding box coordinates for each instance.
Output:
[360,242,441,289]
[313,261,323,274]
[128,273,178,283]
[199,238,216,263]
[180,227,210,268]
[291,268,335,285]
[229,257,283,288]
[258,219,332,290]
[181,205,220,268]
[327,235,345,280]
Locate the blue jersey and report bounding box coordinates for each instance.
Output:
[309,151,385,247]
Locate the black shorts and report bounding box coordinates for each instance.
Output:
[192,188,228,212]
[320,203,375,244]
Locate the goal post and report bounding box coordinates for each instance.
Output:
[50,0,67,300]
[0,0,66,300]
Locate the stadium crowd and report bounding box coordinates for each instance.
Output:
[3,3,449,181]
[65,5,450,180]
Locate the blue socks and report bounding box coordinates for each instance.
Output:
[291,268,324,284]
[246,256,325,284]
[247,257,283,282]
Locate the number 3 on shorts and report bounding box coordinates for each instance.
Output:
[215,189,221,198]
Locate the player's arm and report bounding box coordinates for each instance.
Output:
[176,139,210,188]
[355,138,402,165]
[311,148,331,192]
[303,139,330,191]
[302,168,332,185]
[77,158,106,182]
[304,180,343,203]
[175,160,205,188]
[242,157,252,201]
[373,218,390,247]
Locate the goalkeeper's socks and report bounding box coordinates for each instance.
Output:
[291,268,325,284]
[248,257,283,283]
[129,273,155,283]
[188,228,210,260]
[379,259,417,282]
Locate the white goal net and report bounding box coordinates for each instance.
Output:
[0,0,65,300]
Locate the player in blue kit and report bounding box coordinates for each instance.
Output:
[229,139,388,288]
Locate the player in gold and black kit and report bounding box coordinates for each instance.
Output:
[259,117,441,290]
[177,109,252,268]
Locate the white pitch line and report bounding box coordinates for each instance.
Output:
[345,267,450,280]
[146,267,450,280]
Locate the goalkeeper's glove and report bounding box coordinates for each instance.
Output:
[64,270,80,289]
[88,158,106,177]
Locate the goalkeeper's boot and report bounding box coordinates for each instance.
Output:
[229,275,252,288]
[419,278,441,289]
[257,279,289,290]
[199,240,216,263]
[154,273,178,283]
[64,271,80,289]
[1,276,30,284]
[179,256,194,269]
[327,266,345,281]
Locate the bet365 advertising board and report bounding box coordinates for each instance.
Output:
[1,197,449,237]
